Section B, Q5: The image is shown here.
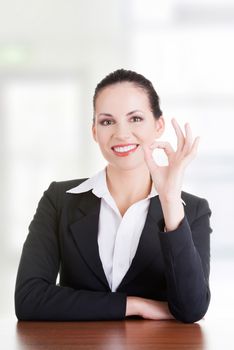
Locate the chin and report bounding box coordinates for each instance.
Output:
[101,149,146,171]
[108,159,146,172]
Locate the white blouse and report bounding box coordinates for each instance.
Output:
[66,168,157,292]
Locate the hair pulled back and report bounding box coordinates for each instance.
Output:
[93,69,162,121]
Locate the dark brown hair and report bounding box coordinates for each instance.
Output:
[93,69,162,121]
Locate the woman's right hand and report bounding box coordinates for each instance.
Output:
[126,296,174,320]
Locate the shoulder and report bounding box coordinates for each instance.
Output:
[47,178,88,193]
[42,178,89,206]
[181,191,212,223]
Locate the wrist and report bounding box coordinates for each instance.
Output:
[160,199,185,232]
[159,193,182,204]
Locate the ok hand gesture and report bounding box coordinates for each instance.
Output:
[142,118,200,202]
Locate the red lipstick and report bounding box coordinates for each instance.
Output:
[111,144,139,157]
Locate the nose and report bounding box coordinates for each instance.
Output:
[113,121,132,140]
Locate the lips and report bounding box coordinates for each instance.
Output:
[111,144,139,157]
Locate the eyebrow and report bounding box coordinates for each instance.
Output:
[97,110,144,118]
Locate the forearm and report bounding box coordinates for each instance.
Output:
[15,278,126,321]
[159,215,211,323]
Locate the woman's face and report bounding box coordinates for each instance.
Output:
[92,82,164,171]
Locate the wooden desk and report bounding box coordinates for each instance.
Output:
[0,316,232,350]
[0,318,210,350]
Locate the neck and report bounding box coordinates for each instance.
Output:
[106,164,152,201]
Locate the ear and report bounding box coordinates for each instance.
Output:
[92,123,97,142]
[154,116,165,138]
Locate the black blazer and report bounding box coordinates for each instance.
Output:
[15,179,212,323]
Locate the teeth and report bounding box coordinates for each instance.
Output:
[113,145,138,153]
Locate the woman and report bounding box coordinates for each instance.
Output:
[15,69,212,323]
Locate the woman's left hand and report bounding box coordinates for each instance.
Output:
[142,118,200,202]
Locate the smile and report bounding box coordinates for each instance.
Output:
[111,144,139,157]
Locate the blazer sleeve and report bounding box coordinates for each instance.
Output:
[14,182,127,321]
[159,197,212,323]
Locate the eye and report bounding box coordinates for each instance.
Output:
[131,116,143,122]
[99,119,114,126]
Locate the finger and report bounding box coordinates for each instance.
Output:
[182,123,193,155]
[184,136,200,164]
[149,141,175,158]
[142,144,159,170]
[171,118,185,152]
[190,136,200,158]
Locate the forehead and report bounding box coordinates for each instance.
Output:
[95,82,150,113]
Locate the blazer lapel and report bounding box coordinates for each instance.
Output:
[117,195,165,290]
[69,191,110,289]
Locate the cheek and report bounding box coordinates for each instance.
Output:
[135,125,157,143]
[95,129,110,147]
